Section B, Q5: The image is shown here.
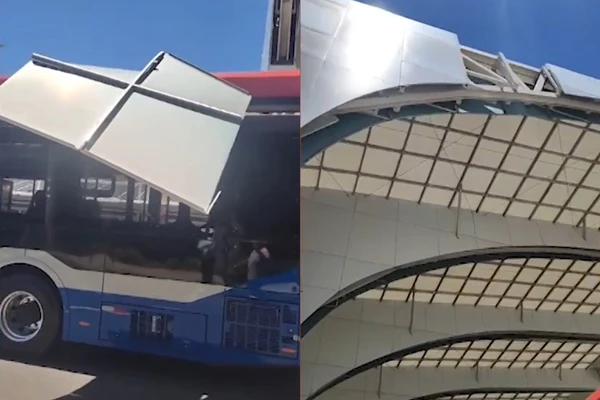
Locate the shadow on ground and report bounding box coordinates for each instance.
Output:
[0,343,299,400]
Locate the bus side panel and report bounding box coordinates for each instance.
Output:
[0,248,299,365]
[100,273,228,347]
[60,288,103,343]
[99,302,207,356]
[92,289,298,366]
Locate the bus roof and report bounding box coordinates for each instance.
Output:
[0,69,300,99]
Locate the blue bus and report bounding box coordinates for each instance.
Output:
[0,54,300,366]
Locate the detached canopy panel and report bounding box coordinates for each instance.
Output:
[0,52,252,214]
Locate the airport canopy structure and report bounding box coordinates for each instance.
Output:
[0,52,253,215]
[300,1,600,400]
[301,1,600,229]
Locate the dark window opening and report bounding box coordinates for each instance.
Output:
[210,115,299,285]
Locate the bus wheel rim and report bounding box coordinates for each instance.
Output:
[0,290,44,343]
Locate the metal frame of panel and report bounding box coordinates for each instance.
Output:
[302,246,600,333]
[307,257,600,398]
[419,390,586,400]
[396,338,600,370]
[304,251,600,398]
[304,114,600,228]
[308,329,600,400]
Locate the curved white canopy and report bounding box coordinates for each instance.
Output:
[301,0,600,132]
[301,0,600,230]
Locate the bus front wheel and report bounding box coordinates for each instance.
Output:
[0,273,61,355]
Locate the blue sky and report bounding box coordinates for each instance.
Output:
[0,0,269,75]
[362,0,599,78]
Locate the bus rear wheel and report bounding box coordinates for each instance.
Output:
[0,273,61,356]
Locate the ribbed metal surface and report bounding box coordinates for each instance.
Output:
[224,298,297,356]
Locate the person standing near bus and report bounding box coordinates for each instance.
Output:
[212,212,244,285]
[247,242,270,281]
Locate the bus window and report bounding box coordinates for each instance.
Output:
[0,137,50,249]
[209,116,300,286]
[80,177,116,198]
[0,179,45,216]
[163,198,207,226]
[80,175,131,222]
[44,145,125,225]
[0,179,13,212]
[101,180,209,284]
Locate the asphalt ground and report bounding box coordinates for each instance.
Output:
[0,343,299,400]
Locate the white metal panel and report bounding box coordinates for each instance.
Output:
[72,64,139,82]
[142,54,250,118]
[89,93,242,215]
[300,0,468,128]
[546,63,600,100]
[0,61,121,149]
[0,53,252,214]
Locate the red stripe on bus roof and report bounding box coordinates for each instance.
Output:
[586,389,600,400]
[0,69,299,99]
